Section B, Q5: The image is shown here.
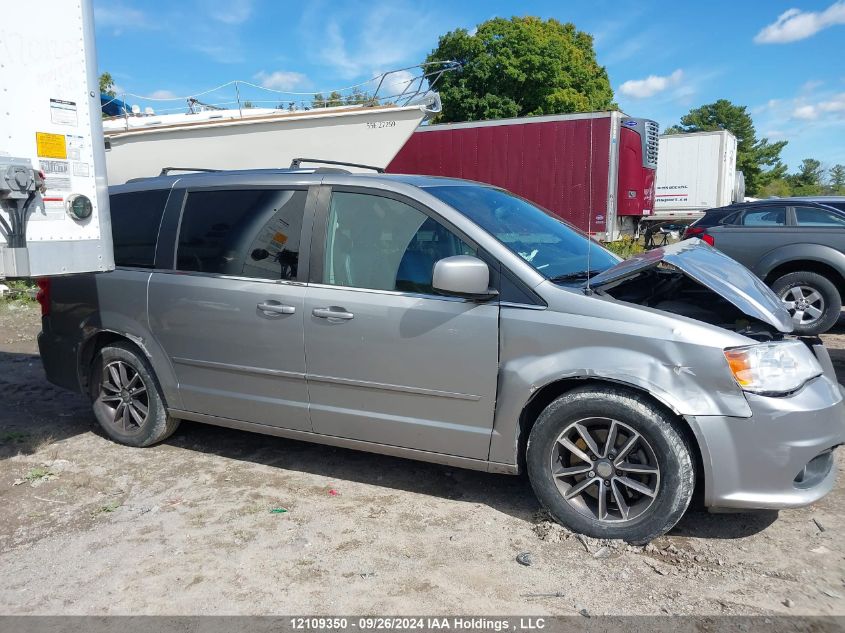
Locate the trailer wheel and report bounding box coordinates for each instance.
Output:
[89,342,179,447]
[526,385,694,544]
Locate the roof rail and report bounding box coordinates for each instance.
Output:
[290,157,385,173]
[159,167,222,176]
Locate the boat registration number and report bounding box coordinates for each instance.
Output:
[367,120,397,129]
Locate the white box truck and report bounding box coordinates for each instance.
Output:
[0,0,114,278]
[648,130,745,224]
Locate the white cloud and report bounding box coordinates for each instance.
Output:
[792,93,845,120]
[303,2,443,80]
[254,70,309,91]
[148,90,178,100]
[793,105,818,120]
[206,0,253,24]
[94,3,152,34]
[619,69,684,99]
[372,69,417,99]
[801,79,824,92]
[754,1,845,44]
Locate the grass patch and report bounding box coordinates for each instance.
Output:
[24,466,54,482]
[603,236,645,259]
[1,280,36,304]
[92,500,121,516]
[0,431,30,444]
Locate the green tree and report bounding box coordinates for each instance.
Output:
[788,158,825,195]
[312,91,344,108]
[99,72,116,97]
[665,99,787,196]
[425,16,615,123]
[759,178,792,198]
[345,87,375,106]
[829,164,845,193]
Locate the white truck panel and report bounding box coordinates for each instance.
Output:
[651,130,738,222]
[0,0,114,277]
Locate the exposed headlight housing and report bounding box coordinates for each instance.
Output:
[724,340,823,395]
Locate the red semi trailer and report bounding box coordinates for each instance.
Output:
[387,111,658,241]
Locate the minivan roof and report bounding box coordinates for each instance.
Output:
[111,169,481,192]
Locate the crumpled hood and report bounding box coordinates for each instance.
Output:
[589,239,793,333]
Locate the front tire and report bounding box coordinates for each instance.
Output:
[772,271,841,335]
[526,386,694,544]
[90,342,179,447]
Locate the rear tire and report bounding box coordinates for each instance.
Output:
[89,342,179,447]
[526,386,694,544]
[772,271,841,335]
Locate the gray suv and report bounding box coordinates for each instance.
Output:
[687,197,845,335]
[37,169,845,543]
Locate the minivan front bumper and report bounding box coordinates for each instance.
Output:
[686,375,845,510]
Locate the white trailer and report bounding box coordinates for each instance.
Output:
[0,0,114,278]
[648,130,744,224]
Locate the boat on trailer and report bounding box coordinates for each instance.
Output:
[101,65,454,185]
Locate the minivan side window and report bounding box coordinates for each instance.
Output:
[177,189,307,280]
[323,192,474,294]
[738,207,787,227]
[110,189,169,268]
[794,206,845,227]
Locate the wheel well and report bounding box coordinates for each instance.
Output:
[516,377,705,500]
[764,260,845,296]
[78,331,146,391]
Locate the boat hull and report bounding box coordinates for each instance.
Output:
[104,105,426,184]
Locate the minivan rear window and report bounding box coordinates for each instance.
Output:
[110,189,170,268]
[177,189,307,280]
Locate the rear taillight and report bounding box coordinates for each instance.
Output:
[684,226,705,239]
[36,278,51,317]
[701,233,715,246]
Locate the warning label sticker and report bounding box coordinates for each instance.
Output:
[72,162,90,177]
[66,135,87,161]
[36,132,68,159]
[50,99,78,126]
[45,176,71,191]
[40,159,69,175]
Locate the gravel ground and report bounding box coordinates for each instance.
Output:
[1,300,845,616]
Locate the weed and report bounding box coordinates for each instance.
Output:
[92,500,121,516]
[1,280,36,305]
[603,236,645,259]
[0,431,29,444]
[24,466,54,482]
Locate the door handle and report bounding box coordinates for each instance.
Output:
[257,301,296,315]
[312,307,354,320]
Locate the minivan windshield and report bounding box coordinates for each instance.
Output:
[425,185,621,281]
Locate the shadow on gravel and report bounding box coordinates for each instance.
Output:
[163,420,778,540]
[0,340,794,538]
[0,351,91,460]
[670,508,778,540]
[169,420,542,523]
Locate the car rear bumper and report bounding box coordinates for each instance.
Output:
[686,374,845,510]
[37,324,81,393]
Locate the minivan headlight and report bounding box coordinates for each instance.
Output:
[723,340,823,395]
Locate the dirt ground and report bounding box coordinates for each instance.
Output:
[1,300,845,616]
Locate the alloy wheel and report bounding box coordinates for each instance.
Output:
[550,417,660,524]
[99,360,149,432]
[780,285,825,327]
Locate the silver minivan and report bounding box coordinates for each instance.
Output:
[37,169,845,543]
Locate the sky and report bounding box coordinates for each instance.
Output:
[93,0,845,173]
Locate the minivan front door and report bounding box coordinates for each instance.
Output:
[303,189,499,460]
[149,187,313,431]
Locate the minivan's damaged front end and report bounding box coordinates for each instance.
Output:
[494,239,845,512]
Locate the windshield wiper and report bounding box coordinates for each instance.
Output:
[549,269,604,283]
